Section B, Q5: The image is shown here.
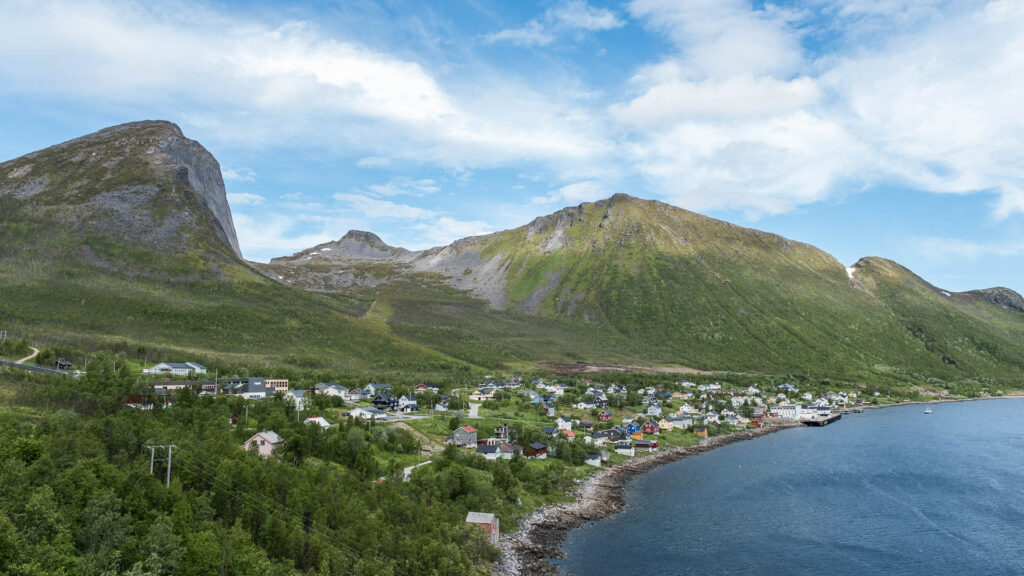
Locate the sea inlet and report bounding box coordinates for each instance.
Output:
[555,398,1024,576]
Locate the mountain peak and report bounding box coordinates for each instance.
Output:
[1,120,242,262]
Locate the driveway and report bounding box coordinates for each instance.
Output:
[468,402,481,418]
[15,347,39,364]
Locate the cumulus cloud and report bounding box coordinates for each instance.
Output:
[614,0,1024,219]
[221,166,256,182]
[0,0,609,173]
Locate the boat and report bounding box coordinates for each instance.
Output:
[924,408,932,414]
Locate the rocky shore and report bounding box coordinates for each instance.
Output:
[493,422,802,575]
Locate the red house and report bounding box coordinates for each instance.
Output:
[642,420,660,435]
[597,409,613,422]
[465,512,500,544]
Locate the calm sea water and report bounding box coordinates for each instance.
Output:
[556,399,1024,576]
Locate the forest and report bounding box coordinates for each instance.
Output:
[0,358,585,576]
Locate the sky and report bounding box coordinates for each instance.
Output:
[1,0,1024,293]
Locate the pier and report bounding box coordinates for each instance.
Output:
[803,414,842,426]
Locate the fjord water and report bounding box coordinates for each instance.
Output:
[556,399,1024,576]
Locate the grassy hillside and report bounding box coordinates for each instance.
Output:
[0,122,479,382]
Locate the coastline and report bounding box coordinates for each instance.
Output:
[493,394,1024,575]
[492,421,802,576]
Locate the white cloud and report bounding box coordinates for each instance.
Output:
[611,73,821,126]
[484,20,556,47]
[911,235,1024,261]
[232,212,334,261]
[410,217,495,247]
[227,192,265,206]
[485,0,624,46]
[221,166,256,182]
[0,0,608,174]
[531,180,609,205]
[366,177,440,198]
[629,111,858,217]
[612,0,1024,220]
[550,0,626,31]
[332,193,439,221]
[627,0,802,78]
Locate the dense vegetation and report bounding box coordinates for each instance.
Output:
[0,365,598,576]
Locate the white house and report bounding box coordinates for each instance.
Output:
[303,416,331,429]
[556,416,573,431]
[350,406,387,421]
[314,382,347,398]
[144,362,207,376]
[284,389,308,410]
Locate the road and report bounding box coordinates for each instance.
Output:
[15,347,39,365]
[468,402,481,418]
[401,460,434,481]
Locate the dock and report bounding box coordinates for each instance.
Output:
[802,414,842,426]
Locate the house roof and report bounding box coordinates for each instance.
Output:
[458,425,477,433]
[465,512,496,524]
[541,427,558,434]
[257,430,282,444]
[530,442,547,450]
[476,445,500,454]
[561,430,576,437]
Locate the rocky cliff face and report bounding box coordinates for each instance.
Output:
[0,120,241,259]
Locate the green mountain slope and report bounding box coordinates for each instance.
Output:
[0,121,469,378]
[270,195,1024,386]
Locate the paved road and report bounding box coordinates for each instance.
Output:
[15,347,39,365]
[468,402,481,418]
[401,460,434,481]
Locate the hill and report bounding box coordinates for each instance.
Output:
[267,195,1024,387]
[0,121,471,380]
[3,121,1024,391]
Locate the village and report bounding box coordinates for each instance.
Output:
[134,362,862,462]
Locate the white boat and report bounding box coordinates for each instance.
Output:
[924,408,932,414]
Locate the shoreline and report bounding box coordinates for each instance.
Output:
[492,394,1024,575]
[492,421,802,576]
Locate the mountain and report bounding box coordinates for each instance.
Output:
[4,121,1024,389]
[1,120,241,265]
[0,121,464,378]
[267,194,1024,385]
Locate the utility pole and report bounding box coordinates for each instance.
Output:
[147,444,177,488]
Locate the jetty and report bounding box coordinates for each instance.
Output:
[803,414,842,426]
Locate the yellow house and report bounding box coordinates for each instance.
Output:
[631,431,644,441]
[658,418,674,431]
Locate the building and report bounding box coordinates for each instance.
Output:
[414,383,440,394]
[284,389,307,410]
[598,409,613,422]
[242,430,282,458]
[642,420,660,435]
[303,416,331,429]
[465,512,500,545]
[314,382,347,397]
[143,362,207,376]
[365,383,391,396]
[451,426,478,447]
[585,454,602,467]
[529,442,548,459]
[397,394,419,413]
[349,406,387,421]
[372,393,398,411]
[693,426,708,438]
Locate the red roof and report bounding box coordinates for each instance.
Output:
[561,429,576,437]
[459,425,477,433]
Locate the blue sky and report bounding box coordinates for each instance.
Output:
[2,0,1024,293]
